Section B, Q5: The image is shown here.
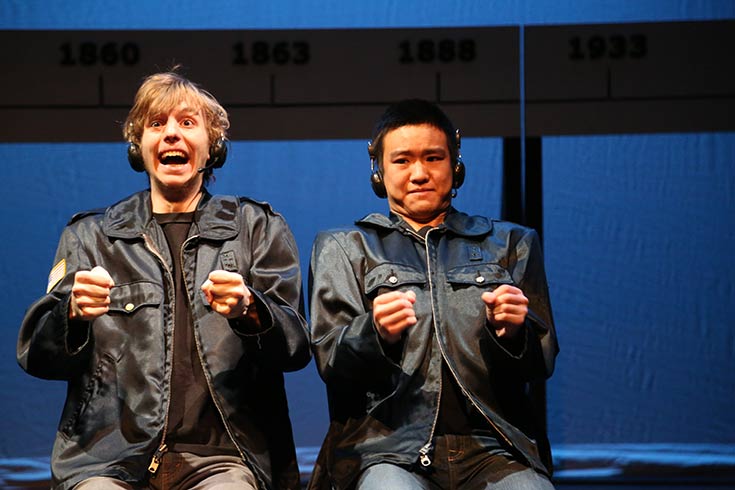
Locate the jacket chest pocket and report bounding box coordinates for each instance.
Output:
[445,263,513,290]
[364,263,426,297]
[108,281,164,314]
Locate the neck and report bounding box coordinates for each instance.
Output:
[396,210,448,231]
[151,188,203,213]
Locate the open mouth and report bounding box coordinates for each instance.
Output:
[159,150,189,165]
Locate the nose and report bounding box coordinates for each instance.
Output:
[163,117,181,142]
[409,160,430,182]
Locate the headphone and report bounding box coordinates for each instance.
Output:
[368,128,466,198]
[127,137,228,173]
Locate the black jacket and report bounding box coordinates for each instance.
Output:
[308,209,558,490]
[18,190,310,490]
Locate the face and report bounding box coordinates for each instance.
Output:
[139,100,210,207]
[381,123,454,229]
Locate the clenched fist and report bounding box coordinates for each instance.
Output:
[201,270,253,319]
[69,266,114,321]
[482,284,528,338]
[372,290,417,344]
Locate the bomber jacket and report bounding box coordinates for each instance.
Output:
[17,190,310,490]
[308,209,558,490]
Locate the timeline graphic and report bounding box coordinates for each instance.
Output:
[1,21,732,142]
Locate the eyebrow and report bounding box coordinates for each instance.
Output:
[148,105,202,120]
[388,147,447,158]
[172,107,201,119]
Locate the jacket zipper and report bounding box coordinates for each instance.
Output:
[142,233,175,474]
[178,235,259,486]
[416,228,441,467]
[148,443,168,473]
[416,227,515,467]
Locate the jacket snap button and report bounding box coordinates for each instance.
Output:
[125,303,135,312]
[388,275,398,284]
[475,276,485,283]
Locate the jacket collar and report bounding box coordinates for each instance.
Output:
[357,207,493,237]
[103,189,240,240]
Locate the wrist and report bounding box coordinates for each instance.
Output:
[68,298,80,320]
[240,294,252,317]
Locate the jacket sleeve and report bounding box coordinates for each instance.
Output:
[17,224,94,380]
[308,231,402,388]
[485,227,559,381]
[232,207,311,373]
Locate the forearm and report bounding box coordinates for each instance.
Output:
[312,310,402,386]
[18,293,90,380]
[231,288,310,372]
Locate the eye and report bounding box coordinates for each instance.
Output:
[149,120,162,128]
[391,155,410,164]
[426,152,448,162]
[181,119,195,127]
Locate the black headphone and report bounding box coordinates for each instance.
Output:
[127,137,228,173]
[368,128,466,198]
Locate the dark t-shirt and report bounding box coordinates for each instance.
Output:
[155,212,238,456]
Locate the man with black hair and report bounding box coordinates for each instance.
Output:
[308,99,558,490]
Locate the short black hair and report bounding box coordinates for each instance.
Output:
[369,99,458,166]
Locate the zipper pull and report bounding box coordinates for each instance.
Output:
[419,442,433,467]
[148,443,168,474]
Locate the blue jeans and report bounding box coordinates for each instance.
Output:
[356,435,554,490]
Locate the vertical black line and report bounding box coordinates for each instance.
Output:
[518,25,548,466]
[98,75,105,107]
[270,74,276,105]
[435,71,441,103]
[519,25,527,222]
[525,137,543,238]
[501,137,522,223]
[523,137,548,470]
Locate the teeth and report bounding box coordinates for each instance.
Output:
[161,151,187,159]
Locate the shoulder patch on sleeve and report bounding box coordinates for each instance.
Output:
[47,259,66,293]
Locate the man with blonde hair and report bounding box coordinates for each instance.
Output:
[18,70,310,490]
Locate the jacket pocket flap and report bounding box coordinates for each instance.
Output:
[364,263,426,295]
[446,263,513,286]
[109,281,163,314]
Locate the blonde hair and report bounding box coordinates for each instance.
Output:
[123,70,230,146]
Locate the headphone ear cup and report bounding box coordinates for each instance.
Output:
[370,170,387,198]
[452,128,465,189]
[453,159,466,189]
[207,138,228,169]
[127,143,145,172]
[368,139,386,198]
